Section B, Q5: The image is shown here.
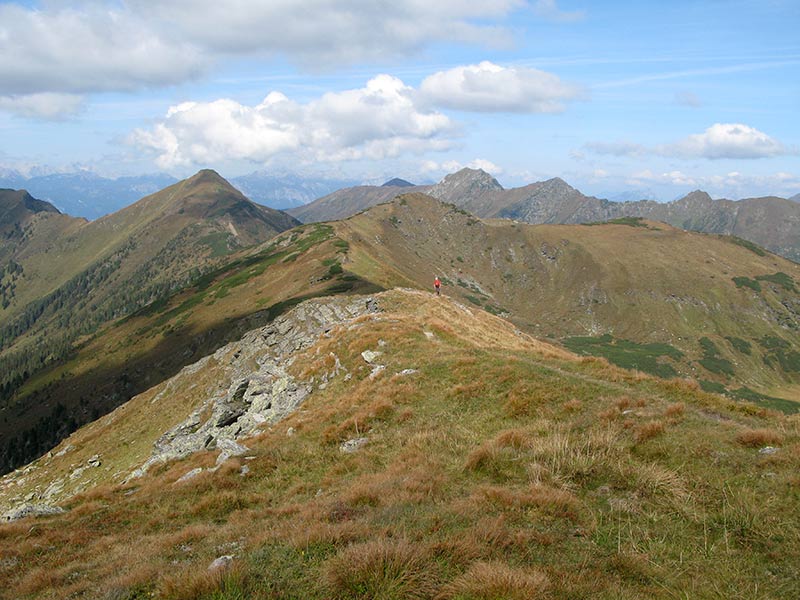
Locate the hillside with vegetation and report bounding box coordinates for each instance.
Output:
[1,288,798,599]
[335,194,800,405]
[3,190,798,478]
[0,171,300,473]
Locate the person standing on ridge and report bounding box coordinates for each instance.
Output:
[434,276,441,295]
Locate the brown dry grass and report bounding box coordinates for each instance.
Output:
[735,428,784,447]
[633,420,666,443]
[323,538,439,599]
[437,560,550,600]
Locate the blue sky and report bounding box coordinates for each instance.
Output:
[0,0,798,200]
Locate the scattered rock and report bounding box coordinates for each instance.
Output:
[4,503,65,522]
[759,446,780,455]
[286,427,296,437]
[369,365,386,379]
[423,331,435,340]
[208,555,234,572]
[398,369,418,376]
[87,455,101,467]
[339,437,369,454]
[175,468,203,484]
[361,350,382,364]
[240,465,250,477]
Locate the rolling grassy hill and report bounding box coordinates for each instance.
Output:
[0,289,798,599]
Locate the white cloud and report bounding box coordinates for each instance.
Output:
[659,123,789,159]
[0,4,202,96]
[532,0,586,22]
[585,123,793,161]
[625,168,800,197]
[0,93,85,120]
[130,75,456,169]
[420,61,582,113]
[135,0,523,65]
[0,1,523,101]
[421,158,503,174]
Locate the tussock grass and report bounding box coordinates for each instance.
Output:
[2,290,800,599]
[436,560,550,600]
[735,427,783,447]
[323,538,439,599]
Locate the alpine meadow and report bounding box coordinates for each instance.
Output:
[1,1,799,599]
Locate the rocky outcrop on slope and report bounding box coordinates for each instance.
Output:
[1,294,381,519]
[126,295,381,480]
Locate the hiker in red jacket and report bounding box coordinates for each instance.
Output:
[434,276,441,295]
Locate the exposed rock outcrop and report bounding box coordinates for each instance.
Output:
[127,295,381,480]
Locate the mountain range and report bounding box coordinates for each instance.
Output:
[290,168,800,263]
[0,169,359,218]
[0,177,798,597]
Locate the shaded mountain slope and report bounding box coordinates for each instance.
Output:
[0,171,301,472]
[335,193,800,401]
[1,288,798,599]
[0,222,376,474]
[288,182,432,223]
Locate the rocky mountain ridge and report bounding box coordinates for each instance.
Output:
[294,168,800,262]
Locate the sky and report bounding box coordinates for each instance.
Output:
[0,0,798,201]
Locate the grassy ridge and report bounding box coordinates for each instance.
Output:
[1,291,797,599]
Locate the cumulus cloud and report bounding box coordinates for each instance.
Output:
[419,61,582,113]
[0,0,523,100]
[659,123,789,159]
[0,93,85,120]
[532,0,586,22]
[585,123,793,160]
[130,75,456,169]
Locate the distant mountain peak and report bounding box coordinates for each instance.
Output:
[430,168,503,200]
[678,190,713,204]
[186,169,230,187]
[381,178,415,188]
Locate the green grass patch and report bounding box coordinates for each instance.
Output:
[732,277,761,292]
[465,295,483,306]
[583,217,649,228]
[725,337,752,355]
[197,232,232,258]
[699,379,727,394]
[730,387,800,414]
[698,337,735,377]
[723,235,768,256]
[563,334,683,378]
[755,272,796,291]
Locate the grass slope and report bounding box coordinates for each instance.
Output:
[335,194,800,402]
[0,221,370,474]
[0,290,798,599]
